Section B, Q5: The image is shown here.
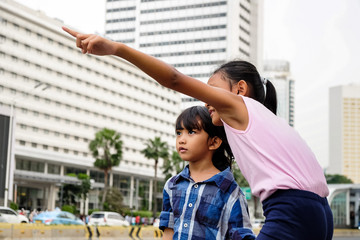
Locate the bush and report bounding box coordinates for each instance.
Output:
[10,202,18,211]
[88,209,101,215]
[123,210,156,218]
[62,205,76,214]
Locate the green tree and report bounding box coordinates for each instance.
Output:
[141,136,169,218]
[232,163,249,187]
[102,187,125,214]
[89,128,123,208]
[326,174,353,184]
[163,151,184,182]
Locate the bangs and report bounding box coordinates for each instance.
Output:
[175,107,206,131]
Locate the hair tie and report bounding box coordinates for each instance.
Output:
[261,77,268,97]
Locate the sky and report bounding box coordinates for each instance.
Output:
[14,0,360,169]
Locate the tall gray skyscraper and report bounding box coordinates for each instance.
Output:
[105,0,264,107]
[263,60,295,126]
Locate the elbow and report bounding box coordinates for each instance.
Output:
[166,68,182,90]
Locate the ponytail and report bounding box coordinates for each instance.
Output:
[263,79,277,115]
[213,60,278,115]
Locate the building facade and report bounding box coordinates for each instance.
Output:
[0,0,181,213]
[105,0,264,108]
[263,60,295,126]
[328,85,360,183]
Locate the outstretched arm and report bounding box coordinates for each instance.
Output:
[62,26,202,93]
[62,27,248,129]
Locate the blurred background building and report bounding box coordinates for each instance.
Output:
[328,85,360,184]
[0,0,181,213]
[263,60,295,126]
[105,0,264,108]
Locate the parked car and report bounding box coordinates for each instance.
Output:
[153,218,160,228]
[88,211,129,226]
[33,209,84,225]
[0,213,7,223]
[0,207,29,223]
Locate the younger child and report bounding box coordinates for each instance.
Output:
[160,106,255,240]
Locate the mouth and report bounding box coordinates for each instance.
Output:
[178,147,187,153]
[208,109,215,117]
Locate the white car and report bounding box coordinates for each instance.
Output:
[88,211,129,226]
[0,207,29,223]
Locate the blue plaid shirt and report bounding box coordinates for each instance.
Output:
[160,166,255,240]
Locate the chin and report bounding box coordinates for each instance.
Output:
[212,119,223,126]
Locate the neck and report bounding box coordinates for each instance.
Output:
[188,160,220,183]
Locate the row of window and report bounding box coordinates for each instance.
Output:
[140,24,227,36]
[106,28,135,34]
[140,36,226,47]
[239,47,250,57]
[106,17,136,24]
[106,6,136,13]
[139,13,227,25]
[173,60,225,68]
[240,3,251,14]
[152,48,226,58]
[139,1,227,14]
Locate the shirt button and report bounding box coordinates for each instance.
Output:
[184,223,188,228]
[188,203,193,207]
[194,184,198,188]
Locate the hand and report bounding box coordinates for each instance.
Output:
[62,26,117,56]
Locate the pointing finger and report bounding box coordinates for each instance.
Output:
[62,26,79,37]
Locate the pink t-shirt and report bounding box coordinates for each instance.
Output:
[222,96,329,202]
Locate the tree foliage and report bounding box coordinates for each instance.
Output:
[141,136,169,218]
[232,163,249,187]
[102,187,125,214]
[326,174,353,184]
[163,151,184,182]
[89,128,123,208]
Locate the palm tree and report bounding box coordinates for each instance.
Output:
[163,151,184,182]
[89,128,123,208]
[141,137,169,218]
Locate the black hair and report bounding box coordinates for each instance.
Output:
[213,60,277,115]
[175,106,233,171]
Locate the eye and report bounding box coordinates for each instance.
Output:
[188,130,196,135]
[175,130,181,136]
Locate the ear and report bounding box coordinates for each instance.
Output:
[235,80,250,96]
[208,136,222,151]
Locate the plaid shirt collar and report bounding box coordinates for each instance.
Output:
[173,165,234,193]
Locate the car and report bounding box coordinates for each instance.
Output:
[33,209,84,225]
[153,218,160,228]
[88,211,129,226]
[0,207,29,223]
[0,213,7,223]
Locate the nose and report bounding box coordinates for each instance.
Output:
[177,134,186,144]
[205,102,210,108]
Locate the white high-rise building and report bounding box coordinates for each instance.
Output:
[263,60,295,126]
[0,0,181,212]
[328,85,360,183]
[105,0,264,107]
